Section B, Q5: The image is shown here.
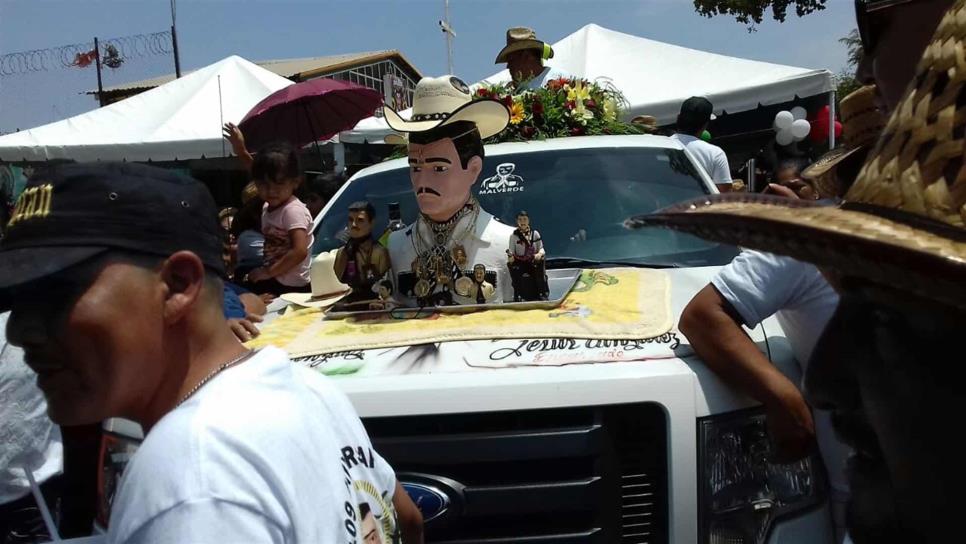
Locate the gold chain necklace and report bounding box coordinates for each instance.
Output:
[410,198,481,299]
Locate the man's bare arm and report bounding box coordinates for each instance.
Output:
[680,284,815,462]
[393,481,424,543]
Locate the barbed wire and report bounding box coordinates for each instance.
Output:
[0,31,172,77]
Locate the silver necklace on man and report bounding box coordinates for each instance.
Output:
[176,349,258,407]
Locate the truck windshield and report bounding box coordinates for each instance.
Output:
[313,146,738,267]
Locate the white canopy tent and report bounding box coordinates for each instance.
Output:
[482,24,833,124]
[0,56,293,163]
[341,23,834,143]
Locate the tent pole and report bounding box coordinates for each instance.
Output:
[828,90,836,149]
[747,158,756,193]
[94,37,104,107]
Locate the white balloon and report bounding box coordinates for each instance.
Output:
[790,119,811,140]
[774,110,794,130]
[775,129,794,146]
[790,106,808,120]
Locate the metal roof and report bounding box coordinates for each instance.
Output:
[91,50,421,94]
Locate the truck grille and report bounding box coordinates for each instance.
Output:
[364,402,668,543]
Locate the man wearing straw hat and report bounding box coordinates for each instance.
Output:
[0,163,422,543]
[495,27,570,92]
[383,75,515,306]
[631,1,962,540]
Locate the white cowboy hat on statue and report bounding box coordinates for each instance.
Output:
[383,75,509,138]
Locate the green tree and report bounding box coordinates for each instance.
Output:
[693,0,828,28]
[834,29,863,101]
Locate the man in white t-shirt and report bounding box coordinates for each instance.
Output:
[670,96,732,185]
[0,163,422,543]
[0,312,63,542]
[680,250,851,541]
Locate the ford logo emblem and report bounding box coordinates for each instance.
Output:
[399,474,464,523]
[402,483,449,522]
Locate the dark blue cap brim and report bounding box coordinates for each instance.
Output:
[0,246,108,312]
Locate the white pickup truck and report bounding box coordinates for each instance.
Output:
[99,135,835,543]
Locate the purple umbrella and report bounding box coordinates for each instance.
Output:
[239,78,383,152]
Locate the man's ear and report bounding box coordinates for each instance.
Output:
[466,155,483,179]
[159,251,206,324]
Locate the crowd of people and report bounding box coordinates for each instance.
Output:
[2,2,965,543]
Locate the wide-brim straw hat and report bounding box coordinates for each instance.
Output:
[384,75,509,139]
[627,0,966,309]
[802,85,886,198]
[384,133,407,146]
[495,27,554,64]
[631,115,659,133]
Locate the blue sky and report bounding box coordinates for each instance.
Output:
[0,0,856,133]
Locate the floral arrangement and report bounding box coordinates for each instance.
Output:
[473,77,645,143]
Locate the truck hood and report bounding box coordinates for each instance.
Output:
[281,266,800,418]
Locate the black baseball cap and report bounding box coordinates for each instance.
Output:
[678,96,716,125]
[0,163,224,309]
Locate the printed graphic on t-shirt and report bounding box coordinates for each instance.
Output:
[340,444,400,544]
[263,226,291,266]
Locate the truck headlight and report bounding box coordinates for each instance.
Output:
[698,408,827,543]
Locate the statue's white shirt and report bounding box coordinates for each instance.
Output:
[388,207,514,306]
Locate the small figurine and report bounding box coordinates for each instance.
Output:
[334,201,391,303]
[470,264,496,304]
[507,211,549,302]
[369,279,396,310]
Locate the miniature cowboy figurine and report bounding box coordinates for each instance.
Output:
[507,210,549,301]
[383,75,514,307]
[470,264,496,304]
[333,201,391,303]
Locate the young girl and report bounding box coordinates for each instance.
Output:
[244,142,313,296]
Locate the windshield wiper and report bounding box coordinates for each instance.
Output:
[544,257,679,269]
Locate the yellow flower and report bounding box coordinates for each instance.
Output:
[603,98,618,122]
[572,100,594,122]
[567,80,591,103]
[510,100,525,125]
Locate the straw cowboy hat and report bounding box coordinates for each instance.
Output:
[631,115,659,133]
[627,0,966,310]
[281,249,351,309]
[384,133,407,146]
[802,85,886,198]
[383,75,509,139]
[495,27,554,64]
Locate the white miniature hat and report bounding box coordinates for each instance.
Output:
[280,249,351,308]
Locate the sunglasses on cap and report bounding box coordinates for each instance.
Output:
[855,0,917,54]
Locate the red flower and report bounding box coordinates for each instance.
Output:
[477,88,489,97]
[570,126,585,136]
[585,99,597,110]
[521,126,536,138]
[532,100,544,116]
[502,95,513,107]
[565,101,576,110]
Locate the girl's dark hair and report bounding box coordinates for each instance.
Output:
[252,141,301,183]
[409,121,484,169]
